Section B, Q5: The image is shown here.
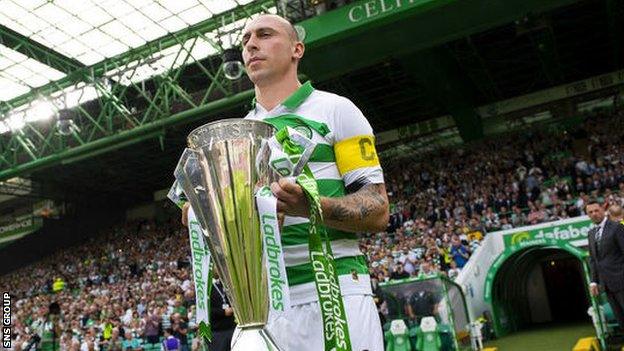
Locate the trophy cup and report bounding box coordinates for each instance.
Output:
[174,119,280,350]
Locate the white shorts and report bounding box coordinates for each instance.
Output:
[266,294,384,351]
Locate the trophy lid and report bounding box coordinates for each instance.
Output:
[187,118,275,149]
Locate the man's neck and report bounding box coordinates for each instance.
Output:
[254,76,301,112]
[599,216,607,226]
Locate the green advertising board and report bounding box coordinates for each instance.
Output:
[0,215,43,245]
[502,217,592,248]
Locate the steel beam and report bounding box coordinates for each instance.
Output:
[0,89,254,180]
[0,0,276,114]
[0,24,85,74]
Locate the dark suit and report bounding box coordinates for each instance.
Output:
[588,219,624,326]
[207,280,236,351]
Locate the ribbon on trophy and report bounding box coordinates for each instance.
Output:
[168,180,214,343]
[256,186,291,317]
[257,126,352,351]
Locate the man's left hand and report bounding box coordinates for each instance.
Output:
[271,178,310,218]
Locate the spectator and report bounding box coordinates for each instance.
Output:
[450,237,470,269]
[207,274,236,351]
[121,330,142,351]
[161,328,180,351]
[609,204,624,224]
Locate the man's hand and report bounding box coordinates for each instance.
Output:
[270,178,389,233]
[590,283,600,297]
[181,202,190,227]
[224,307,234,317]
[270,178,310,218]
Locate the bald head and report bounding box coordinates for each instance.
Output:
[245,14,299,42]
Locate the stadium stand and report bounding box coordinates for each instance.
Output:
[1,109,623,351]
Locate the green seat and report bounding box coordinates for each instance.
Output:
[142,343,161,351]
[384,319,413,351]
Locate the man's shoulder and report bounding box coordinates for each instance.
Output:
[608,219,624,231]
[307,89,356,108]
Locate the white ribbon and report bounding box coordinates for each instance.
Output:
[256,186,291,318]
[187,207,212,332]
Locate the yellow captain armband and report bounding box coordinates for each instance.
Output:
[334,135,380,175]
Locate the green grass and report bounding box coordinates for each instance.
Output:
[484,322,595,351]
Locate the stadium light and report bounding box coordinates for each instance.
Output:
[6,112,26,132]
[24,99,56,123]
[222,48,244,80]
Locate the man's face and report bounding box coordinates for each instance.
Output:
[242,15,302,84]
[586,203,605,224]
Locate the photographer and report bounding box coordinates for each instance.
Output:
[29,303,63,351]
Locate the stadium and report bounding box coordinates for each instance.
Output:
[0,0,623,350]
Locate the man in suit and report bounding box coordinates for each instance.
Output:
[207,272,236,351]
[587,199,624,327]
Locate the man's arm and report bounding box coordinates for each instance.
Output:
[588,228,600,296]
[588,229,599,284]
[613,221,624,255]
[322,183,389,233]
[271,178,389,233]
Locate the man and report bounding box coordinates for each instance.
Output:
[183,13,388,351]
[121,331,142,351]
[587,199,624,327]
[161,329,180,351]
[450,236,470,269]
[170,313,188,351]
[207,273,236,351]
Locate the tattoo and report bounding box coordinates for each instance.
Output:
[327,203,351,221]
[325,183,387,224]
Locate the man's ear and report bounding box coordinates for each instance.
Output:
[293,42,305,60]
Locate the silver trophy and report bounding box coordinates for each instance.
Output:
[174,119,280,350]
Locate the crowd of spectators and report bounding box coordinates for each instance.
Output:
[1,109,623,350]
[0,220,200,351]
[364,110,624,288]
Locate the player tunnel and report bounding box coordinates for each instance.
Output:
[489,245,591,337]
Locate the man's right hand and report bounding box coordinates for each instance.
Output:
[590,283,600,297]
[182,202,190,227]
[224,307,234,316]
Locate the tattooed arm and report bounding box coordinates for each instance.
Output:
[321,183,389,233]
[271,178,389,233]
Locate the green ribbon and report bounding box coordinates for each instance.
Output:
[274,127,352,351]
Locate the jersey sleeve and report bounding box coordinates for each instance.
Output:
[330,96,384,190]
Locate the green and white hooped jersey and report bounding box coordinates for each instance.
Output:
[245,81,385,305]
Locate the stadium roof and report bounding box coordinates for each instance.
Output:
[0,0,257,101]
[0,0,622,205]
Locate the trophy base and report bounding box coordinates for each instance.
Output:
[231,326,281,351]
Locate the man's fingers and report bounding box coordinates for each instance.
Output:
[278,177,301,194]
[271,181,288,199]
[181,203,190,227]
[276,199,289,213]
[272,181,299,202]
[277,212,285,228]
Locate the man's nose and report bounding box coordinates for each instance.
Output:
[244,36,259,53]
